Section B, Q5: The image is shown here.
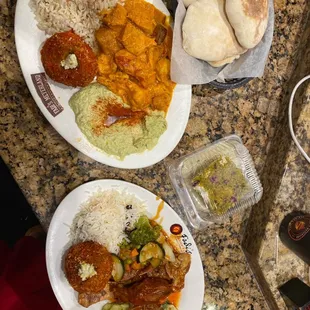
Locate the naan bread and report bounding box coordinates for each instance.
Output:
[183,0,196,7]
[226,0,269,49]
[182,0,246,63]
[208,55,240,67]
[208,48,248,67]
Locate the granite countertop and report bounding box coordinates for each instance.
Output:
[0,0,309,309]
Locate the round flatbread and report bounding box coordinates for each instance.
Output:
[208,55,240,67]
[208,48,248,67]
[182,0,246,62]
[64,241,113,293]
[183,0,196,7]
[226,0,269,49]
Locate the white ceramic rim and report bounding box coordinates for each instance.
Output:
[46,179,205,310]
[14,0,192,169]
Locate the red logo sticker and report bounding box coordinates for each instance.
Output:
[288,215,310,241]
[170,224,183,235]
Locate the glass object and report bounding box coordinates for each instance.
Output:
[168,135,263,228]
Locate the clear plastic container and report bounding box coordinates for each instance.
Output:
[168,135,263,228]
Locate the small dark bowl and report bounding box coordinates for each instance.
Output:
[208,78,253,90]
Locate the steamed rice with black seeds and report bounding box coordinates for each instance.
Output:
[70,190,146,254]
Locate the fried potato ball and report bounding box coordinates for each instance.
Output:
[64,241,113,293]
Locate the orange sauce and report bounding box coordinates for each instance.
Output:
[91,98,146,135]
[167,292,181,307]
[152,200,164,221]
[160,292,181,307]
[106,103,146,126]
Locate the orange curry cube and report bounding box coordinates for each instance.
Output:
[127,82,152,110]
[97,54,117,75]
[146,45,166,70]
[136,69,157,88]
[97,72,130,103]
[156,58,171,82]
[114,49,137,75]
[121,23,156,55]
[125,0,156,34]
[151,82,175,112]
[154,7,166,25]
[152,92,172,113]
[101,4,127,29]
[95,27,123,56]
[115,50,156,88]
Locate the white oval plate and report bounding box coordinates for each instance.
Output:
[14,0,191,169]
[46,179,204,310]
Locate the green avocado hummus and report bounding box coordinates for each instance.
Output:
[69,83,167,160]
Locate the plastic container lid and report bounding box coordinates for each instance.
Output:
[168,135,263,229]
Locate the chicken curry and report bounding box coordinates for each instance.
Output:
[96,0,176,113]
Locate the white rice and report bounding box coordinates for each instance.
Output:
[70,189,146,254]
[29,0,121,48]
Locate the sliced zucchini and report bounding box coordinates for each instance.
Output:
[161,304,178,310]
[162,242,176,262]
[110,305,128,310]
[139,242,164,264]
[102,304,112,310]
[103,304,130,310]
[111,254,124,282]
[150,257,162,268]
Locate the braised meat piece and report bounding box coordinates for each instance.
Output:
[111,278,172,305]
[120,264,153,284]
[78,290,106,308]
[165,253,191,291]
[146,262,170,281]
[146,253,191,291]
[130,278,172,305]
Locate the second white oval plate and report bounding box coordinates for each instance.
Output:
[14,0,191,169]
[46,179,204,310]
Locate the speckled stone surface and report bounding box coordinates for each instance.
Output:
[0,0,309,309]
[242,8,310,308]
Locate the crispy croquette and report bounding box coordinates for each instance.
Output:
[65,241,113,293]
